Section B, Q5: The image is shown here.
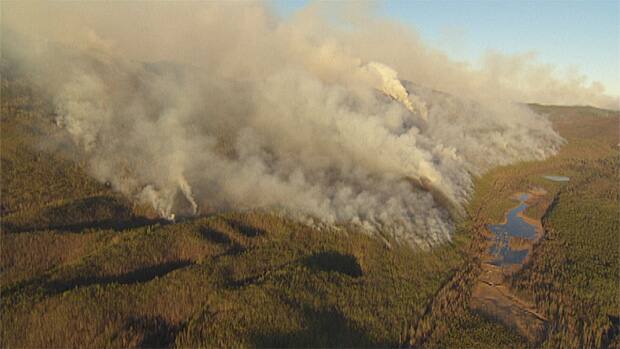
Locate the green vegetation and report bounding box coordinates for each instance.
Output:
[1,75,465,347]
[510,106,620,348]
[429,310,529,349]
[0,211,465,348]
[404,220,532,349]
[415,104,619,348]
[1,67,618,348]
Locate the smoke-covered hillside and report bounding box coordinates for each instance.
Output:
[0,3,571,246]
[2,2,619,348]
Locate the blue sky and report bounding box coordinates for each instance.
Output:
[271,0,620,95]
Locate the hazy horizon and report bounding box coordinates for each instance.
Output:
[274,0,620,100]
[1,2,618,347]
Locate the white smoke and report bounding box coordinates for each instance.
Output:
[2,2,570,246]
[363,62,428,120]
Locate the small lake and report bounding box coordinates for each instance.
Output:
[487,193,537,266]
[543,175,570,182]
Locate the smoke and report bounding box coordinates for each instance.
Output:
[363,62,426,119]
[1,2,576,246]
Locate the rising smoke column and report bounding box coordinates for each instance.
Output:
[2,2,567,247]
[363,62,428,120]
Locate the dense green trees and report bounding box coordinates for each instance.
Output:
[1,69,618,348]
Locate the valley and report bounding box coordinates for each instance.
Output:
[1,78,619,348]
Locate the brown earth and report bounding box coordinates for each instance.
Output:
[470,188,550,344]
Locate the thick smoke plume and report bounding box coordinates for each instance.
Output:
[2,2,576,246]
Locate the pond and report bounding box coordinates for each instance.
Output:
[543,175,570,182]
[487,193,537,266]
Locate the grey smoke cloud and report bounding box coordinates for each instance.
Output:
[2,2,569,246]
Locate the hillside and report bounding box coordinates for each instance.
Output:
[1,70,619,348]
[409,104,619,348]
[0,74,467,347]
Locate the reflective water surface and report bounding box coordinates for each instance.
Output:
[543,175,570,182]
[487,194,537,266]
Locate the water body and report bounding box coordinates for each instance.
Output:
[487,194,537,266]
[543,175,570,182]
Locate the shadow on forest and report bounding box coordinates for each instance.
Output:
[251,307,379,348]
[1,195,170,233]
[603,315,620,347]
[227,219,266,237]
[226,251,363,290]
[200,226,232,244]
[123,315,182,349]
[2,260,192,299]
[303,251,363,278]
